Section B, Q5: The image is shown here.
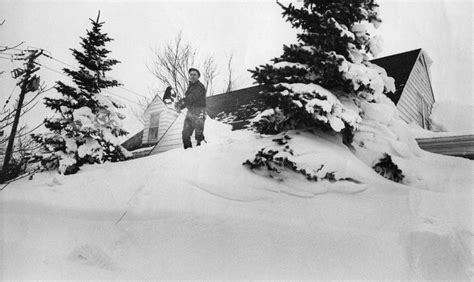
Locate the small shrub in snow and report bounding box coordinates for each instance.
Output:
[272,134,292,145]
[244,133,357,183]
[373,153,405,183]
[243,147,297,175]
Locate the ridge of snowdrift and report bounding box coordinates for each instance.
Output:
[1,101,472,280]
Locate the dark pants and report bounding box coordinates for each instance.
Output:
[182,109,206,149]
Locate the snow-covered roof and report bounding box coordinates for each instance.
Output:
[206,85,266,130]
[121,130,143,151]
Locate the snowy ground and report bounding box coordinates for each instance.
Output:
[1,103,473,280]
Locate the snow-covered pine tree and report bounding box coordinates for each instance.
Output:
[249,0,395,143]
[32,11,131,174]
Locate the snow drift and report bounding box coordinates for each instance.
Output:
[430,100,474,132]
[1,100,472,280]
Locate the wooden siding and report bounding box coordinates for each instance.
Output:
[0,142,5,170]
[157,111,179,141]
[417,53,436,104]
[142,99,167,144]
[150,112,185,154]
[131,149,153,159]
[416,135,474,159]
[396,53,435,128]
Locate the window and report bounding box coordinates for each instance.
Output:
[148,128,158,141]
[148,113,160,142]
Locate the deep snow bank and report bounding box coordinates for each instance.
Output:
[1,100,472,280]
[430,100,474,132]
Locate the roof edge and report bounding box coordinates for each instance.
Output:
[371,48,422,63]
[208,85,264,99]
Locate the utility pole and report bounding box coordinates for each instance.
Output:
[1,49,42,181]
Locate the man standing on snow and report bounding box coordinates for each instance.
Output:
[176,68,207,149]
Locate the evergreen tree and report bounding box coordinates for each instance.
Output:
[33,12,131,174]
[250,0,394,143]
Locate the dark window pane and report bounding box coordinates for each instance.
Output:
[148,127,158,141]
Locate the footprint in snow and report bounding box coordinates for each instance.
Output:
[68,244,116,271]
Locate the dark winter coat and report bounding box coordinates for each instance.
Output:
[183,80,206,113]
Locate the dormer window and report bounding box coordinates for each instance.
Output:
[148,113,160,142]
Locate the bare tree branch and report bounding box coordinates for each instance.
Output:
[142,32,225,124]
[130,90,156,125]
[147,32,218,99]
[0,20,25,53]
[223,53,237,93]
[203,56,218,96]
[0,125,26,145]
[148,32,198,99]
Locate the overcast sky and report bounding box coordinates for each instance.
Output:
[0,0,472,133]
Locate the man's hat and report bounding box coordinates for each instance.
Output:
[188,68,201,77]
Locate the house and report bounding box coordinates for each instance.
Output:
[121,95,180,156]
[371,48,435,129]
[123,48,436,157]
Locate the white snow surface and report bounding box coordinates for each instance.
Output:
[368,35,384,57]
[273,61,308,69]
[73,107,95,129]
[1,102,473,280]
[276,82,362,132]
[77,138,102,159]
[338,58,395,101]
[330,17,355,40]
[430,100,474,132]
[407,122,474,139]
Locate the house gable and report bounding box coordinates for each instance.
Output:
[418,51,436,104]
[142,95,169,145]
[149,112,185,154]
[371,48,421,104]
[394,50,436,128]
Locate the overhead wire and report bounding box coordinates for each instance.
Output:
[3,46,161,106]
[39,49,161,102]
[33,60,143,106]
[0,55,14,61]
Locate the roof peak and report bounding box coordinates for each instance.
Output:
[371,48,422,63]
